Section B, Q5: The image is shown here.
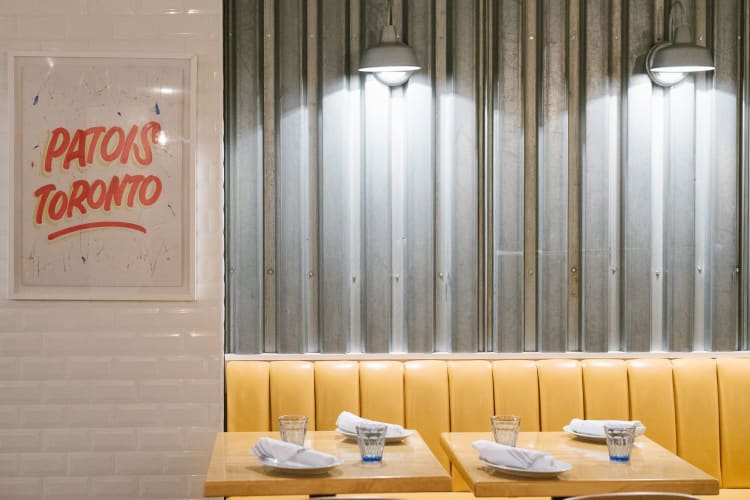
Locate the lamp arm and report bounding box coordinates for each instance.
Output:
[667,0,686,41]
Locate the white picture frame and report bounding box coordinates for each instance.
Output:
[9,53,196,300]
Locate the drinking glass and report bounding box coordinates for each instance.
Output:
[356,424,387,462]
[604,424,637,462]
[491,415,520,446]
[278,415,308,446]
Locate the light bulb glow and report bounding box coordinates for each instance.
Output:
[376,71,412,86]
[649,72,686,86]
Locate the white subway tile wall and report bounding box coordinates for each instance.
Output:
[0,2,224,499]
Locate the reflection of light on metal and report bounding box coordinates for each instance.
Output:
[157,131,168,146]
[45,57,55,68]
[158,87,177,95]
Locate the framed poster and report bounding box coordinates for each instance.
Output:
[9,53,195,300]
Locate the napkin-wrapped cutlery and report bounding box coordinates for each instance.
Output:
[252,437,338,466]
[336,411,406,438]
[472,440,560,472]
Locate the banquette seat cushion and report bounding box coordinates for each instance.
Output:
[223,357,750,500]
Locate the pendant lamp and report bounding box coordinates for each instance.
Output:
[646,0,714,87]
[358,1,420,86]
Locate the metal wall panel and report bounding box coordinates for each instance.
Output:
[742,0,750,352]
[226,0,264,353]
[709,0,740,350]
[347,0,364,352]
[537,0,569,352]
[692,0,710,350]
[362,0,393,353]
[493,0,525,352]
[581,0,615,352]
[319,0,352,353]
[434,1,480,352]
[405,0,437,353]
[664,77,696,352]
[275,0,308,353]
[522,0,539,351]
[663,1,697,352]
[622,0,656,352]
[567,0,582,351]
[225,0,748,354]
[262,0,277,352]
[446,1,479,351]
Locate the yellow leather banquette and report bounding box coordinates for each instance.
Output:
[225,357,750,500]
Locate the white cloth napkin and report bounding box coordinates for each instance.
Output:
[568,418,646,437]
[472,440,558,472]
[251,437,337,467]
[335,411,406,438]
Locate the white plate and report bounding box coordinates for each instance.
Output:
[336,428,414,443]
[562,425,607,443]
[258,456,343,475]
[480,458,572,478]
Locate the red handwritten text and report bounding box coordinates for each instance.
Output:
[34,174,163,225]
[44,121,162,173]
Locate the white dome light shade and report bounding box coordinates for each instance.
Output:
[359,25,420,87]
[646,23,714,87]
[650,44,714,72]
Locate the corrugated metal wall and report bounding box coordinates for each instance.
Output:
[225,0,750,354]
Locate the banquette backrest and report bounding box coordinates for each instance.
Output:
[224,357,750,489]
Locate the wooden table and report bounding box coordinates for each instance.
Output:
[440,431,720,498]
[204,430,452,497]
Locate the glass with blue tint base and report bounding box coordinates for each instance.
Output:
[604,424,637,462]
[356,424,387,462]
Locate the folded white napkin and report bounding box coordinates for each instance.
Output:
[568,418,646,437]
[335,411,406,438]
[251,437,337,467]
[472,440,558,472]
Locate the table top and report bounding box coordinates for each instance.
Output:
[204,431,452,497]
[440,431,720,498]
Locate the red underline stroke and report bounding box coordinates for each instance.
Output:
[47,221,147,241]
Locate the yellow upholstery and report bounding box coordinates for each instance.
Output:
[225,357,750,499]
[360,361,405,425]
[717,358,750,487]
[314,361,360,429]
[537,359,584,430]
[492,360,540,431]
[446,361,494,490]
[582,359,629,420]
[627,358,677,452]
[447,361,494,431]
[270,361,316,430]
[672,358,721,481]
[225,360,269,431]
[404,361,451,471]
